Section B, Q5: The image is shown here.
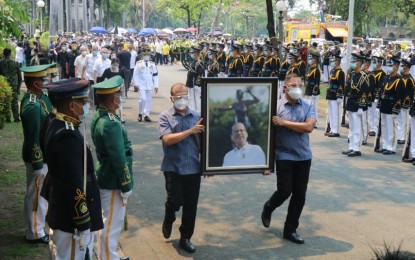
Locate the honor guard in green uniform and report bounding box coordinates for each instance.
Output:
[90,75,133,260]
[228,45,244,77]
[40,78,103,259]
[0,48,22,122]
[20,63,56,244]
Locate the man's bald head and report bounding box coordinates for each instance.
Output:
[170,83,188,96]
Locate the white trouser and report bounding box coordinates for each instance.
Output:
[327,100,341,134]
[99,189,126,260]
[278,80,285,99]
[304,95,320,123]
[322,65,330,82]
[396,108,409,141]
[362,109,368,142]
[348,110,362,151]
[188,86,201,113]
[218,72,226,78]
[138,89,153,117]
[410,117,415,158]
[24,163,48,240]
[381,113,397,151]
[368,100,379,133]
[53,229,95,260]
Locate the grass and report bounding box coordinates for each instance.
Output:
[0,99,49,259]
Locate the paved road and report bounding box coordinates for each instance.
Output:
[105,64,415,260]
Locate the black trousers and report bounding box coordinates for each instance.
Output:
[164,172,201,239]
[264,159,311,233]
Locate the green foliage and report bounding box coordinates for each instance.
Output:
[0,0,29,42]
[0,76,13,129]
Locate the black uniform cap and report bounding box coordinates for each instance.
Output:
[46,78,90,101]
[401,58,412,67]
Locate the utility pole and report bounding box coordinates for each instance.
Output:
[345,0,354,70]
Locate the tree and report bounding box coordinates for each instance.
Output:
[0,0,29,41]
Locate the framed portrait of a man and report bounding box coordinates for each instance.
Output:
[201,78,277,175]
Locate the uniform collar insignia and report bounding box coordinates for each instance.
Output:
[55,112,80,128]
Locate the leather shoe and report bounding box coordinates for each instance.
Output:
[283,232,304,244]
[403,158,415,163]
[342,149,353,155]
[324,132,330,136]
[180,238,196,253]
[328,133,340,137]
[397,140,405,145]
[138,114,143,122]
[162,215,176,239]
[368,131,376,136]
[375,148,385,153]
[25,234,49,244]
[144,116,152,122]
[261,205,272,228]
[362,140,367,145]
[348,151,362,157]
[382,150,396,155]
[120,257,130,260]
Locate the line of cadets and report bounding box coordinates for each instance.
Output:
[186,41,415,161]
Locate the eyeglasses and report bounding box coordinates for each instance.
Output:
[171,95,189,101]
[233,129,246,134]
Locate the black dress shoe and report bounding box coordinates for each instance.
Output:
[375,148,385,153]
[328,133,340,137]
[324,132,330,136]
[283,232,304,244]
[144,116,152,122]
[261,205,272,228]
[138,114,143,122]
[162,215,176,239]
[179,238,196,253]
[362,140,367,145]
[348,151,362,157]
[383,150,396,155]
[342,149,353,155]
[397,140,405,145]
[368,131,376,136]
[403,158,415,163]
[120,257,130,260]
[25,234,49,244]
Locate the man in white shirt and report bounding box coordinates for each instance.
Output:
[93,48,111,84]
[155,40,163,65]
[15,42,24,66]
[129,43,138,89]
[223,122,266,166]
[133,46,159,122]
[74,46,87,79]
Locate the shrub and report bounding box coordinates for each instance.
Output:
[0,76,13,129]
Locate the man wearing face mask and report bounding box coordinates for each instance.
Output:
[185,46,205,112]
[325,54,345,137]
[304,53,321,128]
[286,53,301,78]
[133,45,159,122]
[396,58,414,146]
[227,44,244,77]
[278,47,290,99]
[242,44,254,77]
[262,45,280,78]
[403,59,415,163]
[207,49,220,77]
[261,73,316,244]
[93,48,111,84]
[74,46,87,79]
[251,44,265,77]
[158,83,204,253]
[295,48,307,81]
[217,43,227,77]
[40,79,103,259]
[19,64,56,245]
[376,58,405,155]
[360,56,376,145]
[90,76,133,260]
[368,56,386,137]
[342,53,370,157]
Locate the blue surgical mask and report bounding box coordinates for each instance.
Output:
[78,103,90,121]
[190,53,195,59]
[254,50,258,55]
[264,51,268,56]
[102,53,108,59]
[370,64,376,71]
[350,62,356,69]
[399,67,404,74]
[229,52,234,58]
[208,54,212,59]
[386,66,393,74]
[92,50,98,56]
[287,59,292,65]
[308,60,312,65]
[330,62,335,67]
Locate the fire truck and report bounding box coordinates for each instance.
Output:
[283,16,349,43]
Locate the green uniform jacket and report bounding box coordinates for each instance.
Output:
[20,93,50,170]
[91,108,133,192]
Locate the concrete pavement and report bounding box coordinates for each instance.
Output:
[109,64,415,260]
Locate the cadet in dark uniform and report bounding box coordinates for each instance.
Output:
[40,79,103,259]
[227,45,244,77]
[0,48,22,122]
[91,76,133,260]
[207,49,220,77]
[325,54,345,137]
[20,64,56,244]
[278,49,290,99]
[186,46,205,112]
[251,44,265,77]
[217,43,227,77]
[243,44,254,77]
[304,53,321,127]
[342,54,370,157]
[286,53,301,76]
[376,58,405,154]
[403,58,415,163]
[262,45,279,77]
[296,48,307,81]
[368,56,386,136]
[396,58,414,144]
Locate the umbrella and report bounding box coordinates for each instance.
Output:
[138,28,159,36]
[162,28,173,34]
[173,28,188,33]
[187,27,198,32]
[90,26,107,34]
[127,28,138,33]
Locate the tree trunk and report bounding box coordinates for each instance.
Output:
[49,0,58,36]
[265,0,277,46]
[106,0,110,29]
[58,0,64,32]
[75,0,79,33]
[210,0,223,36]
[197,9,202,35]
[186,8,191,27]
[89,0,94,28]
[82,0,88,32]
[99,7,103,26]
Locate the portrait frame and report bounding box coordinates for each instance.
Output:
[201,77,277,175]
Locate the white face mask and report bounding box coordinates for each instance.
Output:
[288,87,302,100]
[143,55,150,61]
[173,98,188,110]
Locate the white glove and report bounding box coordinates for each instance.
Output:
[357,109,363,116]
[33,168,46,176]
[73,229,90,251]
[392,114,398,120]
[336,98,342,104]
[121,190,132,206]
